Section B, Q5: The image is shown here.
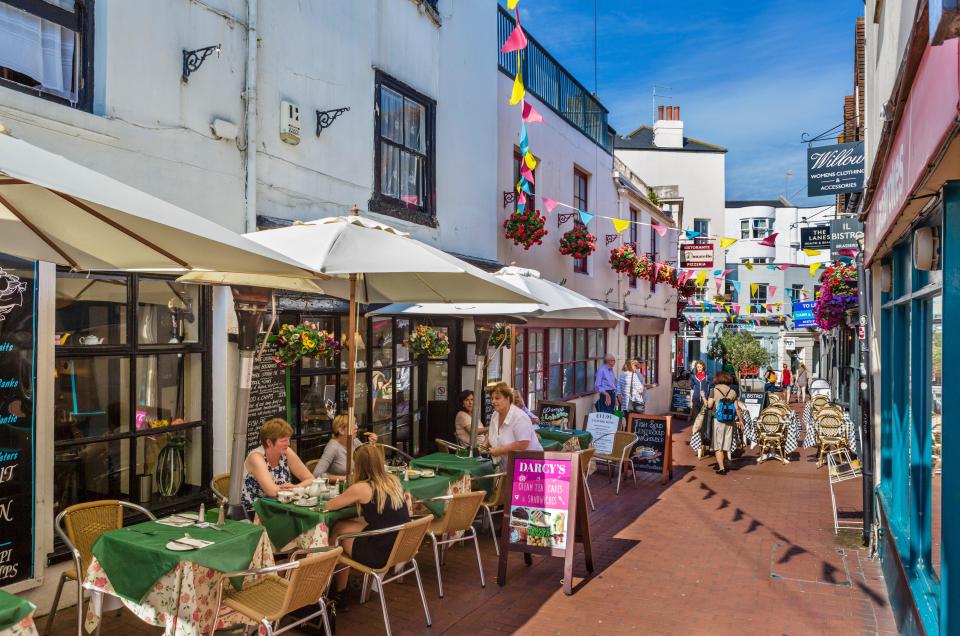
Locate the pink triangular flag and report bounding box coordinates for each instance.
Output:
[500,19,528,53]
[837,247,859,257]
[715,279,724,293]
[758,232,779,247]
[732,303,740,314]
[766,303,773,312]
[722,269,733,278]
[521,99,543,124]
[778,264,791,270]
[542,197,558,214]
[520,163,535,184]
[769,285,777,297]
[651,223,668,237]
[517,192,526,206]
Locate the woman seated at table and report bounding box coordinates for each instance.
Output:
[513,392,541,426]
[454,390,487,446]
[483,382,542,466]
[327,444,410,607]
[312,414,378,481]
[241,418,314,517]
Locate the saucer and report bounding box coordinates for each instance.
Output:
[294,497,318,507]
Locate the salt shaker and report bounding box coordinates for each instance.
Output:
[198,502,206,524]
[217,500,226,526]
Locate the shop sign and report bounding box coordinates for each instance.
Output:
[792,301,816,328]
[680,242,714,268]
[800,225,830,250]
[784,338,797,350]
[806,141,865,196]
[830,217,863,254]
[865,40,960,261]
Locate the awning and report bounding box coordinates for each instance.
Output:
[626,316,666,336]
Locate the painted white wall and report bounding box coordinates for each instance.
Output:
[723,204,834,266]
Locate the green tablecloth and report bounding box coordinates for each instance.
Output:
[401,474,456,515]
[0,589,34,630]
[91,519,265,603]
[411,452,496,480]
[254,498,357,551]
[539,438,563,451]
[536,426,593,449]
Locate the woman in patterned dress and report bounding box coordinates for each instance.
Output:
[241,418,315,517]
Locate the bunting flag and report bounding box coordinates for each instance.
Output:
[731,280,741,294]
[778,264,791,270]
[713,269,722,277]
[510,56,525,105]
[578,210,593,225]
[744,262,753,271]
[517,202,525,215]
[732,303,740,314]
[765,304,773,312]
[719,237,738,249]
[837,247,859,257]
[508,0,520,8]
[517,192,526,206]
[518,122,529,156]
[521,99,543,124]
[810,262,822,278]
[520,163,535,184]
[611,218,630,234]
[802,248,821,257]
[500,12,528,53]
[542,197,559,214]
[745,305,752,315]
[801,291,809,301]
[757,232,778,247]
[769,285,777,297]
[679,270,694,286]
[695,270,708,287]
[652,263,661,280]
[723,269,733,277]
[750,283,759,296]
[517,178,532,194]
[766,265,777,270]
[651,223,668,237]
[684,230,701,240]
[715,279,724,293]
[524,151,537,170]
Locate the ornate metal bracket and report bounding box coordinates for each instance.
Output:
[182,44,220,83]
[605,234,620,245]
[557,212,576,227]
[316,107,351,136]
[503,191,519,208]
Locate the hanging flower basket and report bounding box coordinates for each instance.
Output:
[270,322,341,368]
[490,323,511,349]
[634,255,655,281]
[609,245,639,273]
[503,209,547,250]
[813,262,858,330]
[410,325,450,358]
[559,224,596,259]
[676,280,697,298]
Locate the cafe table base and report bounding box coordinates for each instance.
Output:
[83,533,275,636]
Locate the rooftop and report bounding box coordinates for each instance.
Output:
[725,198,793,209]
[615,125,727,153]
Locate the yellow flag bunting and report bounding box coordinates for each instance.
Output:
[612,218,630,234]
[524,152,537,170]
[719,237,738,249]
[810,262,822,278]
[802,248,821,257]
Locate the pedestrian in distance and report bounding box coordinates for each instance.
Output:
[781,363,792,403]
[691,360,712,458]
[617,359,646,415]
[705,371,742,475]
[795,362,809,404]
[763,366,778,394]
[594,353,619,414]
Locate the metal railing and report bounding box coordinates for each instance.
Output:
[497,6,612,153]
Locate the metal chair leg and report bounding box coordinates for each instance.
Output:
[74,575,84,636]
[429,533,444,598]
[43,572,68,636]
[471,529,486,588]
[630,460,638,488]
[373,574,393,636]
[615,461,624,494]
[360,572,372,604]
[260,617,273,636]
[412,560,432,627]
[583,474,595,511]
[485,506,500,556]
[319,598,333,636]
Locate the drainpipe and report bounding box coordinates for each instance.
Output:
[243,0,258,233]
[857,250,876,548]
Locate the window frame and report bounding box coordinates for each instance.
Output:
[627,335,659,385]
[750,283,769,306]
[515,327,606,403]
[573,168,590,274]
[740,217,772,240]
[628,206,639,288]
[370,71,437,226]
[0,0,95,111]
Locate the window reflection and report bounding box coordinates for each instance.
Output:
[54,439,130,516]
[135,354,202,427]
[56,273,128,346]
[137,279,201,344]
[931,293,942,579]
[55,357,131,437]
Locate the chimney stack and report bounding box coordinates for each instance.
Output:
[657,105,664,120]
[653,103,684,148]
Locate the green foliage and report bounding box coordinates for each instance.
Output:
[706,337,726,362]
[719,331,769,383]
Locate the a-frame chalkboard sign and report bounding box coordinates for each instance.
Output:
[496,450,593,595]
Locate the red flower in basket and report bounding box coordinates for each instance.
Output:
[559,224,596,259]
[504,208,548,250]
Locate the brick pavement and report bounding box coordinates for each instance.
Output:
[44,404,897,635]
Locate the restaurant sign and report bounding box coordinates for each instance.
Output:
[829,217,863,254]
[806,141,865,197]
[800,225,830,250]
[679,242,714,268]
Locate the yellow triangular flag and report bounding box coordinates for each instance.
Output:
[612,218,630,234]
[524,151,537,170]
[695,271,708,287]
[745,305,752,315]
[810,262,822,278]
[750,283,759,296]
[719,237,738,249]
[508,0,520,8]
[803,248,821,257]
[744,262,753,271]
[510,69,525,105]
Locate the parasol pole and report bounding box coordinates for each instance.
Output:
[344,205,360,484]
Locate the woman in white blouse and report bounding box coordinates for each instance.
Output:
[484,382,542,465]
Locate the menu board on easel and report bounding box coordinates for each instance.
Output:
[627,414,673,485]
[537,401,576,429]
[246,336,287,452]
[0,259,36,585]
[497,451,593,595]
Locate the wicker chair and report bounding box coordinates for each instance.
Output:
[816,414,847,467]
[817,405,844,421]
[210,472,231,503]
[579,447,596,511]
[475,471,508,555]
[304,459,320,475]
[434,439,463,454]
[424,491,486,597]
[336,515,433,636]
[810,395,830,418]
[46,500,155,636]
[756,412,788,465]
[593,431,639,494]
[211,546,342,636]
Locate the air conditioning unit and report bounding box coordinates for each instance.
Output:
[280,100,301,145]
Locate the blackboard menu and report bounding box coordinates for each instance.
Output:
[537,401,576,429]
[670,386,692,416]
[0,259,35,585]
[629,414,673,483]
[482,390,494,427]
[740,392,767,421]
[246,337,287,452]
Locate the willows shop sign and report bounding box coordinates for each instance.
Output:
[807,142,865,197]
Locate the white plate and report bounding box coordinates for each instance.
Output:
[294,497,318,507]
[165,540,196,551]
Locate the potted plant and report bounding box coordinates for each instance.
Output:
[813,262,858,330]
[559,224,596,259]
[490,323,511,349]
[609,245,639,274]
[271,322,341,367]
[503,209,547,250]
[410,325,450,358]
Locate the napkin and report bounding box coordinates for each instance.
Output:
[156,515,195,528]
[175,536,214,549]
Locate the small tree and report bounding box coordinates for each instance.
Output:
[706,337,726,364]
[719,331,769,385]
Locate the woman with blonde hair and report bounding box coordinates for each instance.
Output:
[617,359,646,414]
[795,362,810,404]
[327,444,410,607]
[312,414,378,481]
[241,418,314,516]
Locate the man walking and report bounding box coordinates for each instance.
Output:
[594,353,618,414]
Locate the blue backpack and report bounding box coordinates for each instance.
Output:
[714,388,737,423]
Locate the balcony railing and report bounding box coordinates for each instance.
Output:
[497,6,613,153]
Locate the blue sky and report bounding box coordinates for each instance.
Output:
[502,0,864,207]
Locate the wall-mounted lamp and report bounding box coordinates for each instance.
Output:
[316,107,351,136]
[182,44,221,83]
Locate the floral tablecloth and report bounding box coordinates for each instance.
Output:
[0,590,37,636]
[83,520,273,636]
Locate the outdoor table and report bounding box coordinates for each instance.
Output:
[690,410,799,458]
[539,438,564,451]
[83,518,272,636]
[410,452,496,481]
[802,411,860,455]
[0,590,38,636]
[536,426,592,452]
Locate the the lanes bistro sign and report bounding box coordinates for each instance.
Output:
[807,141,865,197]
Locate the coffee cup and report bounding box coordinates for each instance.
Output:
[277,491,294,503]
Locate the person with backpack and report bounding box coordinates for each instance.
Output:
[763,366,778,394]
[706,371,742,475]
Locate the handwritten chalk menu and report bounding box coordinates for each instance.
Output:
[0,260,36,585]
[585,412,619,455]
[537,401,576,429]
[740,392,767,421]
[670,386,693,416]
[246,336,287,452]
[497,451,593,596]
[628,414,673,484]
